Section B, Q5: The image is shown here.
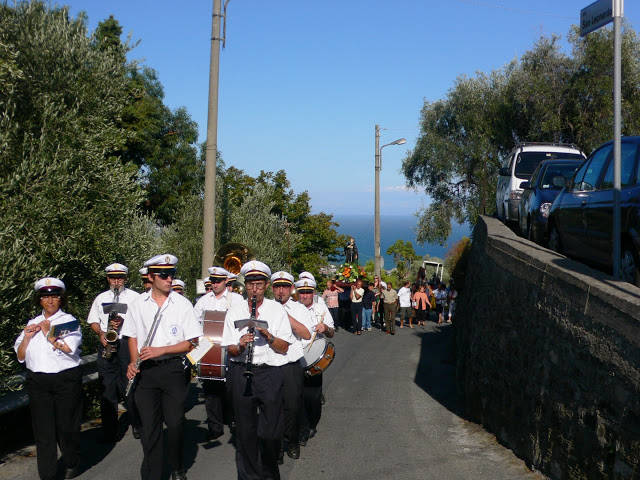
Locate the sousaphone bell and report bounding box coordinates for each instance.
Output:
[214,243,253,295]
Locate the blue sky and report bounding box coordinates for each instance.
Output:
[68,0,640,216]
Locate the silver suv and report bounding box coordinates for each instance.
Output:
[496,142,585,223]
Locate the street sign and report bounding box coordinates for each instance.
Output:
[580,0,613,36]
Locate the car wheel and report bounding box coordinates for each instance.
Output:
[620,245,640,287]
[548,225,562,254]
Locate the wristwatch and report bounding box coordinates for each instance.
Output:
[268,335,275,345]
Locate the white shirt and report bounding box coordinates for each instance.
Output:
[282,298,314,363]
[87,288,140,339]
[14,310,82,373]
[350,287,364,303]
[222,297,294,367]
[193,289,243,321]
[121,291,203,355]
[397,286,412,308]
[301,299,334,349]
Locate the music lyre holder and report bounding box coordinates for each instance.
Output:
[233,319,268,330]
[102,303,128,315]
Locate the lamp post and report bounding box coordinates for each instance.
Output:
[374,124,406,278]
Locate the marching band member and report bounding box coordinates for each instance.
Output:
[14,278,82,480]
[271,271,313,462]
[123,254,202,480]
[203,276,213,294]
[139,267,152,292]
[222,260,294,480]
[171,279,186,296]
[193,266,242,441]
[296,278,335,444]
[86,263,141,442]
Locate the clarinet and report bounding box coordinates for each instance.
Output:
[243,296,257,396]
[125,306,162,397]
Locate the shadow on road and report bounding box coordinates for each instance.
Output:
[413,324,465,418]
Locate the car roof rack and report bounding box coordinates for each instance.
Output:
[513,141,581,151]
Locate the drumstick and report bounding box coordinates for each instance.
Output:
[306,312,325,352]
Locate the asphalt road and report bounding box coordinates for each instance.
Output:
[0,321,545,480]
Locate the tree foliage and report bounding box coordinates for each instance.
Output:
[0,2,158,388]
[404,25,640,244]
[386,240,420,282]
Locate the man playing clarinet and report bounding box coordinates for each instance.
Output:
[222,260,294,480]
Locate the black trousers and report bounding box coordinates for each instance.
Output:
[202,378,226,436]
[351,302,363,332]
[26,366,82,480]
[301,372,323,435]
[97,339,139,437]
[134,357,189,480]
[281,360,304,447]
[328,307,339,330]
[230,362,284,480]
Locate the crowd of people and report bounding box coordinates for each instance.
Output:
[321,274,458,336]
[14,256,336,480]
[14,254,457,480]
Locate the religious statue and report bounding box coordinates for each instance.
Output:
[344,237,358,265]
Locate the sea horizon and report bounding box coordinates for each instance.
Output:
[331,213,471,270]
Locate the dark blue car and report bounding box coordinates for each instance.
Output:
[517,158,583,244]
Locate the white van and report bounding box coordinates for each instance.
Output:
[496,142,585,223]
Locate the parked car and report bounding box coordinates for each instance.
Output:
[547,136,640,285]
[518,159,584,243]
[496,142,585,225]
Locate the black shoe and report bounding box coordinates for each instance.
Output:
[64,466,82,479]
[132,427,141,439]
[299,431,308,446]
[171,470,187,480]
[308,428,317,439]
[206,429,223,442]
[287,444,300,459]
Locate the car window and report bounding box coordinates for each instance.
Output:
[540,163,581,189]
[514,151,584,178]
[600,142,638,189]
[576,145,611,191]
[529,163,544,186]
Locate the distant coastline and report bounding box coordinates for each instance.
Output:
[332,214,471,269]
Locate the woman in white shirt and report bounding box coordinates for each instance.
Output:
[14,278,83,480]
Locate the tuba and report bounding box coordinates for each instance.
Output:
[214,243,253,296]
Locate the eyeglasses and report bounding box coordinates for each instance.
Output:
[156,270,176,280]
[245,282,266,291]
[107,275,126,280]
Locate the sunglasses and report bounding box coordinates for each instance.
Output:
[155,270,176,279]
[209,277,226,284]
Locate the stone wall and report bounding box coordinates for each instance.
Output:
[456,216,640,480]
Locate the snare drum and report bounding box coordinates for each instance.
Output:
[197,310,227,381]
[301,337,335,377]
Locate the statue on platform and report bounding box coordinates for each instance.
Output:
[344,237,358,265]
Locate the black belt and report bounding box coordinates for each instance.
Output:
[230,361,274,370]
[141,356,182,368]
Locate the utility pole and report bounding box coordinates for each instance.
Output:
[201,0,222,277]
[374,124,381,278]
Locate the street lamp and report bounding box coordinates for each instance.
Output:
[374,124,406,278]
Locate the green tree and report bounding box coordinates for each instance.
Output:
[403,24,640,244]
[0,2,157,388]
[386,240,420,282]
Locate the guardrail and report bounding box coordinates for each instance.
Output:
[0,353,99,416]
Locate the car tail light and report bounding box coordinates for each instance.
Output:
[539,202,552,218]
